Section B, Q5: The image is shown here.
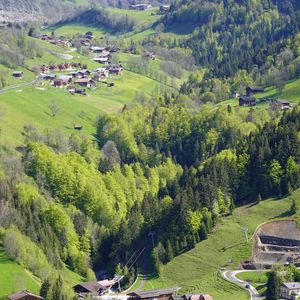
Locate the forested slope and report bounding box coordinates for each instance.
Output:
[156,0,300,77]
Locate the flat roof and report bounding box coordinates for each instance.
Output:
[128,288,179,299]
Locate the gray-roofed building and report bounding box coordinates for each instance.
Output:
[280,282,300,299]
[73,280,108,297]
[128,288,179,300]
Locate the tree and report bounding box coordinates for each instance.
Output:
[40,279,51,299]
[165,240,174,262]
[151,247,162,276]
[48,100,59,117]
[49,276,68,300]
[266,270,283,300]
[290,198,297,215]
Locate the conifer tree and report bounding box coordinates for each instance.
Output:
[165,240,174,262]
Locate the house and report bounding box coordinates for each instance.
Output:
[74,125,83,130]
[94,68,109,80]
[146,52,156,60]
[73,280,108,297]
[106,64,123,75]
[239,96,256,107]
[53,78,70,88]
[93,57,109,64]
[129,4,152,10]
[85,31,93,39]
[128,288,179,300]
[246,86,264,96]
[90,46,107,54]
[276,99,292,110]
[42,74,56,80]
[75,78,95,88]
[7,290,44,300]
[280,282,300,300]
[12,71,23,78]
[159,5,170,14]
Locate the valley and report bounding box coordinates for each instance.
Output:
[0,1,299,300]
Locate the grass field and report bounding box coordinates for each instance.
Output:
[0,244,84,299]
[0,246,40,299]
[143,189,300,300]
[43,23,108,38]
[107,7,161,28]
[0,32,175,146]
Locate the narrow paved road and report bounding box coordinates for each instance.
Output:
[0,75,42,94]
[221,270,261,300]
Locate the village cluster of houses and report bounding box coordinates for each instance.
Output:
[7,281,300,300]
[40,63,123,94]
[40,32,119,66]
[73,281,213,300]
[238,86,293,110]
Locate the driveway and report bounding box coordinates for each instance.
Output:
[221,270,261,300]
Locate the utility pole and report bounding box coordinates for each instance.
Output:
[148,231,155,248]
[241,227,249,243]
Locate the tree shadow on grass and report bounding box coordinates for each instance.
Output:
[219,242,244,252]
[271,210,294,219]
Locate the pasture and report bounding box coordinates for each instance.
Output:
[0,246,40,299]
[143,189,300,300]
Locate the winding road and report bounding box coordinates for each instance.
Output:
[221,270,261,300]
[0,75,42,94]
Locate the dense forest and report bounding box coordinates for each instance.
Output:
[143,0,300,78]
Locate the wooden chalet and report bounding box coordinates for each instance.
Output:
[246,86,264,96]
[42,74,56,81]
[239,96,256,107]
[93,57,109,64]
[128,288,178,300]
[276,99,292,110]
[159,5,170,14]
[73,280,108,297]
[146,52,156,60]
[106,64,123,75]
[12,71,23,78]
[75,78,95,88]
[7,290,44,300]
[90,46,107,54]
[129,4,152,10]
[74,124,83,130]
[53,78,70,88]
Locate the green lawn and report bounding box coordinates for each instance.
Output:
[236,271,269,287]
[43,23,108,38]
[107,7,161,28]
[144,189,300,300]
[0,246,40,299]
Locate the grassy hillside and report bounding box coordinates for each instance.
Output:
[0,244,84,299]
[107,7,161,28]
[0,32,177,146]
[143,189,300,300]
[0,246,40,299]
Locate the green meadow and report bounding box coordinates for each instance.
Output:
[142,189,300,300]
[0,246,40,299]
[43,23,108,38]
[0,244,84,299]
[107,7,161,27]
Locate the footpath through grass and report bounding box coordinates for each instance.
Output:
[144,189,300,300]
